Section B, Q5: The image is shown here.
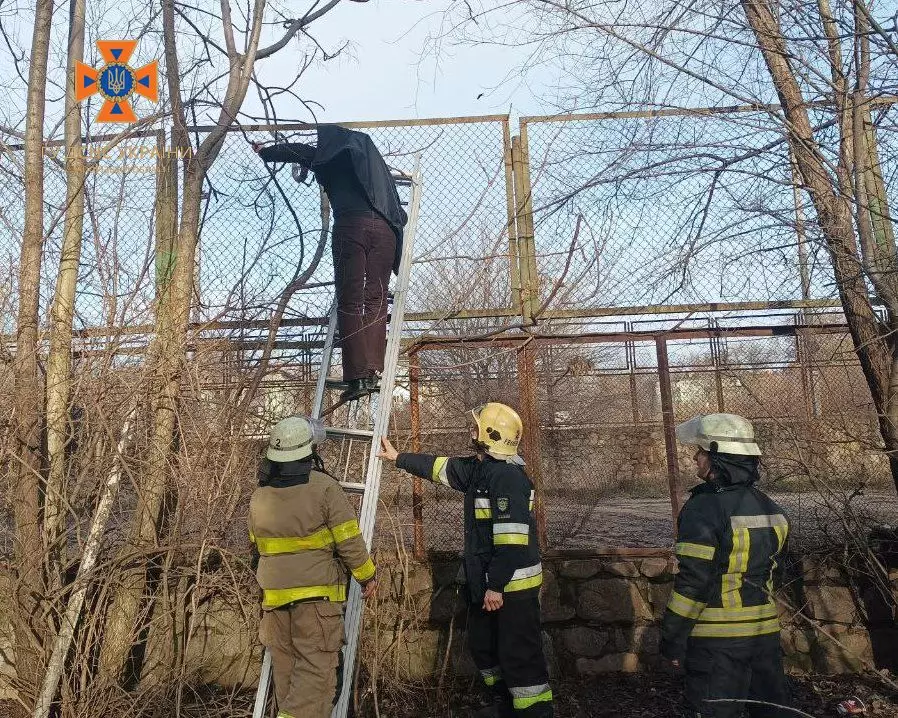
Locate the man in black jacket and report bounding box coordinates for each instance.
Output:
[254,125,407,403]
[662,413,791,717]
[378,402,553,718]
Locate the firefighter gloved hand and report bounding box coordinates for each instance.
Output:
[361,578,377,599]
[483,590,504,612]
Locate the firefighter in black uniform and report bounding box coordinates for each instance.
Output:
[662,413,792,718]
[378,402,553,718]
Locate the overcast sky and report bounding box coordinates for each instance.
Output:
[0,1,557,131]
[248,0,553,124]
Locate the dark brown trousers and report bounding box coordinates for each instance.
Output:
[332,212,396,381]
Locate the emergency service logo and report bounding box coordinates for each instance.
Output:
[75,41,158,123]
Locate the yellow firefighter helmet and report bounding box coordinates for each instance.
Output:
[471,402,523,457]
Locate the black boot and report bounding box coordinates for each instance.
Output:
[363,375,381,393]
[472,687,514,718]
[338,378,368,403]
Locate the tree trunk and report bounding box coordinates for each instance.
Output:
[97,165,204,681]
[12,0,57,695]
[741,0,898,492]
[44,0,87,594]
[33,412,134,718]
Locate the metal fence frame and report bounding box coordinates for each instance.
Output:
[406,315,874,557]
[4,105,893,555]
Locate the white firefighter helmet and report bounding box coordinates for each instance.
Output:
[471,402,523,457]
[266,416,326,462]
[675,413,761,456]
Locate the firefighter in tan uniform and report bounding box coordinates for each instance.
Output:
[250,416,377,718]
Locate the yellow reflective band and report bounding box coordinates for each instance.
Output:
[474,508,493,519]
[352,557,376,583]
[256,527,334,555]
[675,542,715,560]
[666,591,706,619]
[331,519,362,544]
[249,529,256,544]
[773,524,788,552]
[699,603,778,622]
[276,712,296,718]
[691,617,781,638]
[480,666,502,686]
[512,689,553,710]
[731,514,788,529]
[723,527,749,608]
[494,534,529,546]
[262,584,347,608]
[505,573,543,592]
[432,456,449,486]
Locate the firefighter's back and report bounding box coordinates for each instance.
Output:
[250,470,349,607]
[705,483,789,615]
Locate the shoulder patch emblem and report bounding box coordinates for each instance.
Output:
[497,497,509,512]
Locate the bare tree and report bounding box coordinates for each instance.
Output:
[11,0,57,691]
[441,0,898,493]
[97,0,346,684]
[44,0,87,596]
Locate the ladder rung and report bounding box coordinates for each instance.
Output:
[340,481,366,494]
[326,427,375,440]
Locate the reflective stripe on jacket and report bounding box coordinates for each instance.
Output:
[396,453,542,602]
[661,481,790,659]
[249,469,375,609]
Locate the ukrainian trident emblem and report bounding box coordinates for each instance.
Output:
[75,41,158,123]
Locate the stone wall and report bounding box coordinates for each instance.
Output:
[369,552,893,682]
[1,552,895,696]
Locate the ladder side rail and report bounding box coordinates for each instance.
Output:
[332,163,422,718]
[252,640,273,718]
[312,306,340,419]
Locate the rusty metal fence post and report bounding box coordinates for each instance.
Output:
[655,336,682,523]
[409,348,425,560]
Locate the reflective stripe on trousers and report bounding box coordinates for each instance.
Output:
[508,683,553,711]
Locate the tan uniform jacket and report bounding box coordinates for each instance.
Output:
[249,469,375,609]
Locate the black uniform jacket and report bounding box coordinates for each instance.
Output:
[661,459,790,661]
[397,452,542,603]
[258,125,408,272]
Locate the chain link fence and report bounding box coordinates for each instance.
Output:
[521,101,898,313]
[408,313,897,553]
[3,105,897,559]
[0,131,161,335]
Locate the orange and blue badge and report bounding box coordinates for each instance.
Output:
[75,41,158,123]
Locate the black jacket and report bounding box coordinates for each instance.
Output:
[660,460,790,661]
[397,452,542,603]
[258,125,408,273]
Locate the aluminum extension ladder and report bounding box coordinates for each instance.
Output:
[252,161,422,718]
